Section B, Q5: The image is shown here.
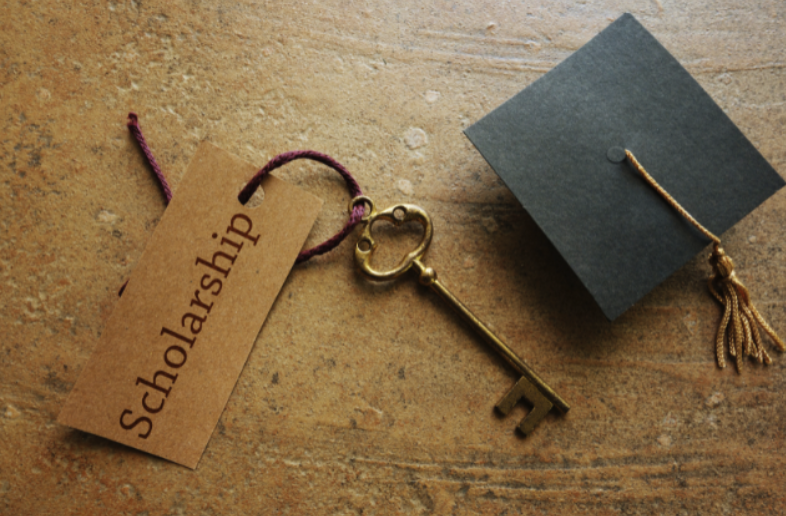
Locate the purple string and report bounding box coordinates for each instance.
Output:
[238,150,365,263]
[127,113,173,204]
[126,112,365,266]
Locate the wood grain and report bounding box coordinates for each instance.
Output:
[0,0,784,513]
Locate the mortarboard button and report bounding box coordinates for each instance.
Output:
[465,13,785,367]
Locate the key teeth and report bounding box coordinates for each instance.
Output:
[517,398,553,436]
[495,376,554,436]
[494,385,520,416]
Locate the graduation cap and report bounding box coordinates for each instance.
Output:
[464,13,785,369]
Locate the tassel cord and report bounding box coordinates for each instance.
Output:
[625,150,785,371]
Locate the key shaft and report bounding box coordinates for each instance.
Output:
[413,260,570,414]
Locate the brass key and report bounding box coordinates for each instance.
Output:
[350,197,570,435]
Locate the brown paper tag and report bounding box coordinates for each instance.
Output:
[58,142,322,468]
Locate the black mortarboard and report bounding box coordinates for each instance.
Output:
[465,13,785,321]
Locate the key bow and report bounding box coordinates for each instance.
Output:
[350,196,433,281]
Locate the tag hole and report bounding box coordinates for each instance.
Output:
[393,207,406,221]
[243,186,265,209]
[358,239,371,252]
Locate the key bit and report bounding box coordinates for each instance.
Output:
[350,196,570,435]
[495,376,553,436]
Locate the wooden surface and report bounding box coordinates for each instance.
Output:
[1,1,785,514]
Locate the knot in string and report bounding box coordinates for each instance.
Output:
[625,149,785,372]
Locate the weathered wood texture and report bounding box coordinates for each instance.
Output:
[1,1,785,514]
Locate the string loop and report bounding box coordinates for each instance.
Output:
[127,113,365,265]
[238,150,366,263]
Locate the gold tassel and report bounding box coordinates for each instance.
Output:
[625,150,785,371]
[707,245,785,369]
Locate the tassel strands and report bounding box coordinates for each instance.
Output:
[707,246,785,369]
[625,150,785,371]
